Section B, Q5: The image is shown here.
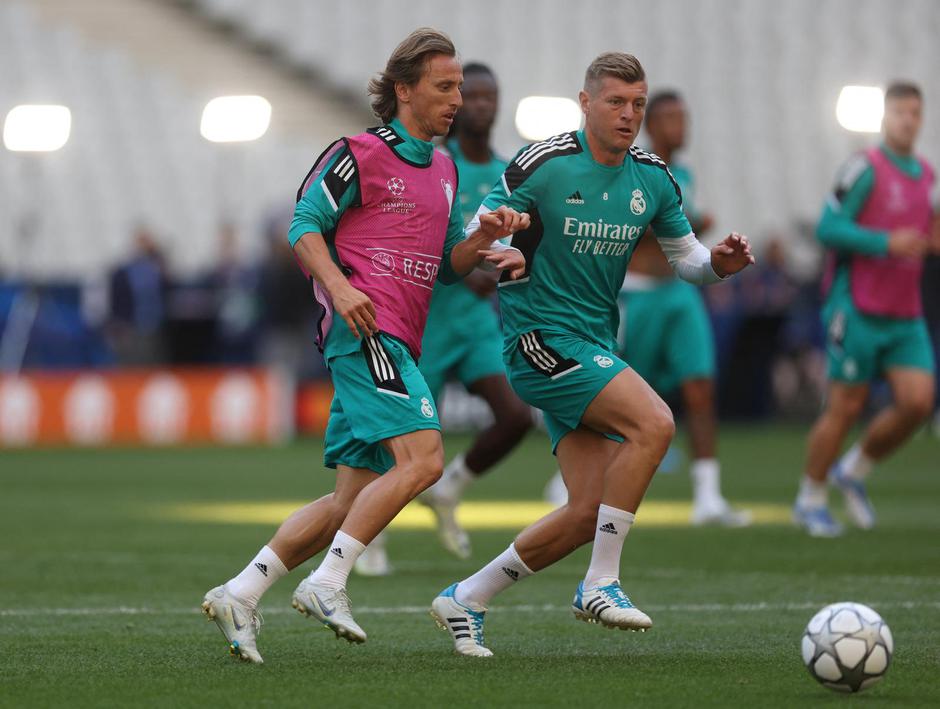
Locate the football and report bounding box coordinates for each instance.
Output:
[801,602,893,693]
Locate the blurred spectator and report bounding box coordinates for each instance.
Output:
[211,223,261,364]
[258,210,323,381]
[709,236,799,419]
[163,272,217,365]
[106,226,168,365]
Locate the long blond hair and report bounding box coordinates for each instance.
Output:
[368,28,457,124]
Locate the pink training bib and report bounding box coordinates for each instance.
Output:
[298,128,458,358]
[850,146,935,318]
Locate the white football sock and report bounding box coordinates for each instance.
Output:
[430,453,475,502]
[455,543,533,607]
[309,530,366,589]
[225,545,289,608]
[840,443,874,481]
[691,458,722,506]
[583,504,635,589]
[797,475,828,508]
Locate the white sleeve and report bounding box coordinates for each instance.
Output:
[656,233,726,284]
[464,204,522,271]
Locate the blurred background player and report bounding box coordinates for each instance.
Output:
[621,91,750,526]
[794,81,937,537]
[429,53,754,657]
[201,28,528,663]
[355,63,534,575]
[544,90,751,525]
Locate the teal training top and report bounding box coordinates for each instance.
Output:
[287,118,466,359]
[819,144,923,302]
[424,139,508,340]
[482,130,692,353]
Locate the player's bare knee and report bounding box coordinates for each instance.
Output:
[829,393,867,423]
[642,404,675,453]
[399,445,444,493]
[897,391,934,423]
[497,401,533,438]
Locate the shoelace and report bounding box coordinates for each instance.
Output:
[329,588,354,616]
[466,608,486,645]
[598,583,635,609]
[229,603,263,636]
[251,608,264,635]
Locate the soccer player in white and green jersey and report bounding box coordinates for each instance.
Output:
[429,52,754,656]
[620,90,750,526]
[544,90,751,526]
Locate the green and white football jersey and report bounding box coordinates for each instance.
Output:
[483,130,692,353]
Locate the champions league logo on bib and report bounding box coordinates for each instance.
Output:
[387,177,406,197]
[630,189,646,216]
[420,397,434,418]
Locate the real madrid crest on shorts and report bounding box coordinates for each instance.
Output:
[593,354,614,368]
[630,189,646,216]
[420,397,434,418]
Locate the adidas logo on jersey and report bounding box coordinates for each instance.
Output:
[565,190,585,205]
[254,562,268,577]
[502,567,520,580]
[330,547,344,558]
[599,522,618,534]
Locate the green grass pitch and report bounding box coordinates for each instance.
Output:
[2,426,938,708]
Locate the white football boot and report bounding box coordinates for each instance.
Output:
[829,460,876,530]
[291,576,367,643]
[792,503,844,537]
[572,581,652,631]
[354,532,393,577]
[430,583,493,657]
[201,585,264,664]
[418,486,471,560]
[691,497,753,527]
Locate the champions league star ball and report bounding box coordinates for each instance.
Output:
[801,602,893,693]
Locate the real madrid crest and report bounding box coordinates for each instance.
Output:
[421,397,434,418]
[630,189,646,216]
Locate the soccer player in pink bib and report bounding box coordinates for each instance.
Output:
[201,28,528,663]
[794,82,938,537]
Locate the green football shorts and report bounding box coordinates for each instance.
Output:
[618,279,715,394]
[824,290,935,383]
[419,300,506,401]
[505,329,627,451]
[323,333,441,474]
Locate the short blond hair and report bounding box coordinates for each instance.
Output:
[367,28,457,124]
[584,52,645,94]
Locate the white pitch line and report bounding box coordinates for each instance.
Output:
[2,553,938,589]
[3,600,939,618]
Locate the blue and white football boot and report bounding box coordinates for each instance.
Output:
[572,581,652,631]
[430,583,493,657]
[829,460,876,529]
[792,503,844,537]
